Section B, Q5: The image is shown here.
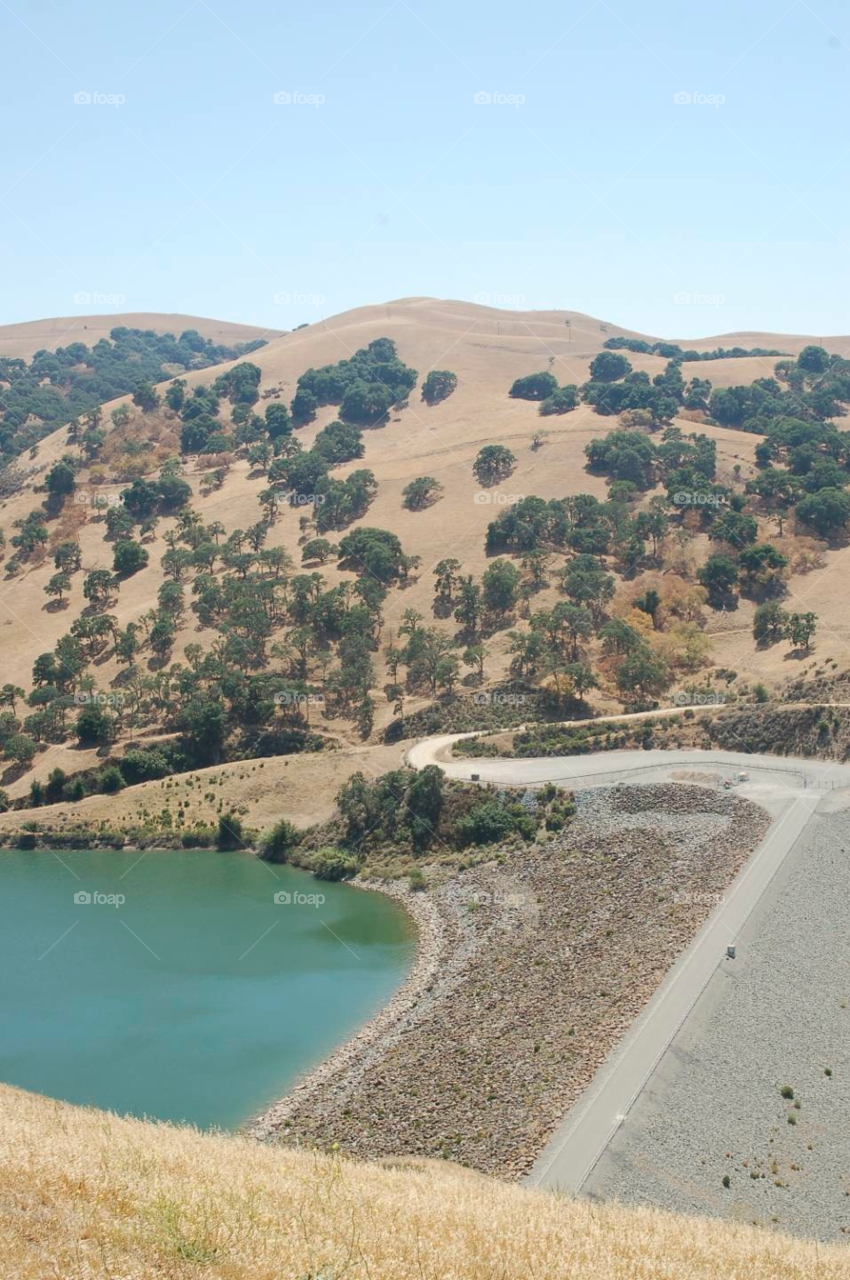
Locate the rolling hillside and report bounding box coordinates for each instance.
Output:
[0,312,282,362]
[0,297,848,812]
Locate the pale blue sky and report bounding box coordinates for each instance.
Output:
[2,0,849,338]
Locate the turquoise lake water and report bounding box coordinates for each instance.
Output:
[0,848,414,1128]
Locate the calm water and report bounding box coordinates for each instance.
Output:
[0,848,414,1128]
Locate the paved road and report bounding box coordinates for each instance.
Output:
[406,732,850,1194]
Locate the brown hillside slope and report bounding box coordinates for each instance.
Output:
[1,298,849,732]
[0,737,408,823]
[0,312,283,361]
[1,1082,847,1280]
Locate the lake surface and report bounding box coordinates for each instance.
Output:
[0,848,414,1128]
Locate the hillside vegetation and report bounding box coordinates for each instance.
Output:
[0,298,849,824]
[1,1083,847,1280]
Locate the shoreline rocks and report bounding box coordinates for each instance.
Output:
[250,784,771,1180]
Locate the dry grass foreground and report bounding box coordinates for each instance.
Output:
[2,1084,849,1280]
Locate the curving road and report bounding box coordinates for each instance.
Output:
[406,728,850,1194]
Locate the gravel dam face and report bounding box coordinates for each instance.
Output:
[588,807,850,1242]
[261,783,771,1179]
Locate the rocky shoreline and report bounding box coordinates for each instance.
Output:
[250,783,772,1180]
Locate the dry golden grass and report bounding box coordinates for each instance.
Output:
[2,1082,848,1280]
[0,311,281,361]
[0,737,409,824]
[2,297,850,745]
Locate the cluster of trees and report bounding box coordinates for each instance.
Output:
[504,583,678,706]
[0,328,265,464]
[586,425,717,499]
[509,371,579,415]
[484,491,669,573]
[753,601,818,652]
[333,765,571,858]
[603,336,787,361]
[9,325,847,804]
[421,370,457,405]
[709,347,850,431]
[270,449,378,533]
[12,496,423,768]
[175,366,266,454]
[292,338,417,426]
[378,537,689,714]
[579,352,697,423]
[575,345,838,433]
[171,373,381,534]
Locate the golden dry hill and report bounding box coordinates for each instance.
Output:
[0,312,282,362]
[1,1081,848,1280]
[0,296,848,810]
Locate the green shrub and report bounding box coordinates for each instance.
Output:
[311,847,358,881]
[99,766,124,795]
[258,818,300,863]
[456,801,535,846]
[216,812,245,851]
[421,370,457,405]
[181,828,216,848]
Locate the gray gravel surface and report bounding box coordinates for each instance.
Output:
[589,809,850,1242]
[255,784,769,1179]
